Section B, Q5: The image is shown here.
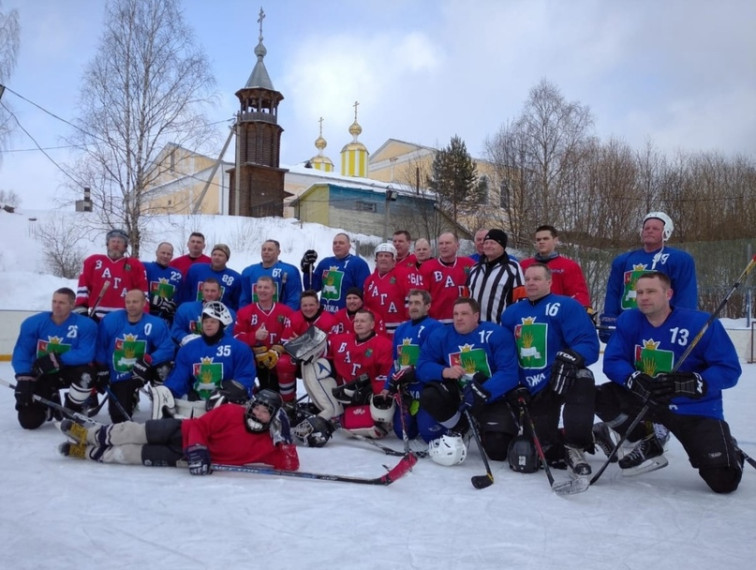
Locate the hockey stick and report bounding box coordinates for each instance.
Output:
[212,451,417,486]
[591,254,756,486]
[519,399,589,495]
[347,432,429,458]
[88,280,111,318]
[464,409,494,489]
[103,384,133,422]
[0,377,101,426]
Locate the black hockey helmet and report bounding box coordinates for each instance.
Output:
[508,433,539,473]
[245,389,283,433]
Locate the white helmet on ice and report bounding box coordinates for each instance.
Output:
[369,394,396,425]
[201,301,233,326]
[374,242,397,258]
[428,433,468,466]
[642,211,674,241]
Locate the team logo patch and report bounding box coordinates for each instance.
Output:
[449,344,492,377]
[514,317,547,369]
[150,278,175,299]
[113,334,147,372]
[634,338,674,375]
[36,336,71,358]
[621,265,649,310]
[192,357,224,399]
[321,268,344,301]
[397,339,420,367]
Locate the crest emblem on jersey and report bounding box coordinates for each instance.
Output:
[36,336,71,358]
[321,268,344,301]
[113,334,147,372]
[398,338,420,366]
[150,278,175,300]
[514,317,547,368]
[192,357,224,399]
[634,338,674,375]
[450,344,491,376]
[621,264,649,310]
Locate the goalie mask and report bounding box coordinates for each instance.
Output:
[507,433,539,473]
[245,389,283,433]
[292,415,334,448]
[202,301,233,327]
[428,433,467,466]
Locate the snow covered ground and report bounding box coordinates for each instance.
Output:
[0,208,754,569]
[1,359,754,570]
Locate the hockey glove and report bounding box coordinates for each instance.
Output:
[150,295,177,317]
[505,386,531,408]
[73,305,90,318]
[253,345,284,370]
[32,352,61,376]
[14,375,36,409]
[292,415,334,448]
[185,444,212,476]
[270,408,293,445]
[332,374,373,405]
[550,349,585,396]
[598,314,617,344]
[300,249,318,274]
[94,364,111,393]
[654,371,707,400]
[460,378,490,414]
[387,367,415,394]
[206,380,249,411]
[626,370,674,405]
[131,355,153,385]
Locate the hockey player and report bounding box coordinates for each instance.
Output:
[234,276,294,394]
[180,244,242,310]
[75,229,148,321]
[381,289,445,442]
[170,232,211,277]
[294,309,393,444]
[301,232,370,313]
[413,238,433,268]
[417,297,520,461]
[469,228,488,263]
[11,288,99,429]
[392,230,418,269]
[156,301,255,418]
[363,242,423,336]
[519,225,592,309]
[331,287,387,336]
[58,389,299,474]
[276,290,338,403]
[96,289,175,423]
[144,242,182,324]
[418,232,475,324]
[596,271,742,493]
[466,229,526,324]
[500,263,599,476]
[600,211,698,343]
[170,278,236,346]
[239,239,303,310]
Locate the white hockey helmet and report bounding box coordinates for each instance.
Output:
[369,394,396,424]
[428,433,468,466]
[375,242,397,258]
[201,301,233,326]
[642,211,674,241]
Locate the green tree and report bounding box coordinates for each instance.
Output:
[428,135,481,227]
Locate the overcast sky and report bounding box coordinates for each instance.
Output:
[2,0,755,208]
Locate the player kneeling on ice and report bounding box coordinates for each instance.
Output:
[11,288,100,429]
[500,263,599,477]
[290,309,394,447]
[597,272,743,493]
[58,389,298,473]
[151,302,255,419]
[416,297,520,464]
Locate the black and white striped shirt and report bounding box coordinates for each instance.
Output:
[466,255,525,324]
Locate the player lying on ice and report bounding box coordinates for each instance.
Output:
[57,389,299,475]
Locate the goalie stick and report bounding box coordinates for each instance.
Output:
[591,254,756,486]
[212,451,417,486]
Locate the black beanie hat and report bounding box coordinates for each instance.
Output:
[484,229,508,249]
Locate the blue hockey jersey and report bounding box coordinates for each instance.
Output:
[163,335,256,400]
[12,312,98,375]
[171,301,237,345]
[180,264,242,310]
[239,261,303,310]
[501,293,599,395]
[603,307,741,419]
[304,254,370,313]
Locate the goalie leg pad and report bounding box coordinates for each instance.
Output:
[341,405,388,439]
[301,358,343,419]
[174,398,207,419]
[150,385,177,420]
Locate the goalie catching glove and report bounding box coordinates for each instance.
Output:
[332,374,373,405]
